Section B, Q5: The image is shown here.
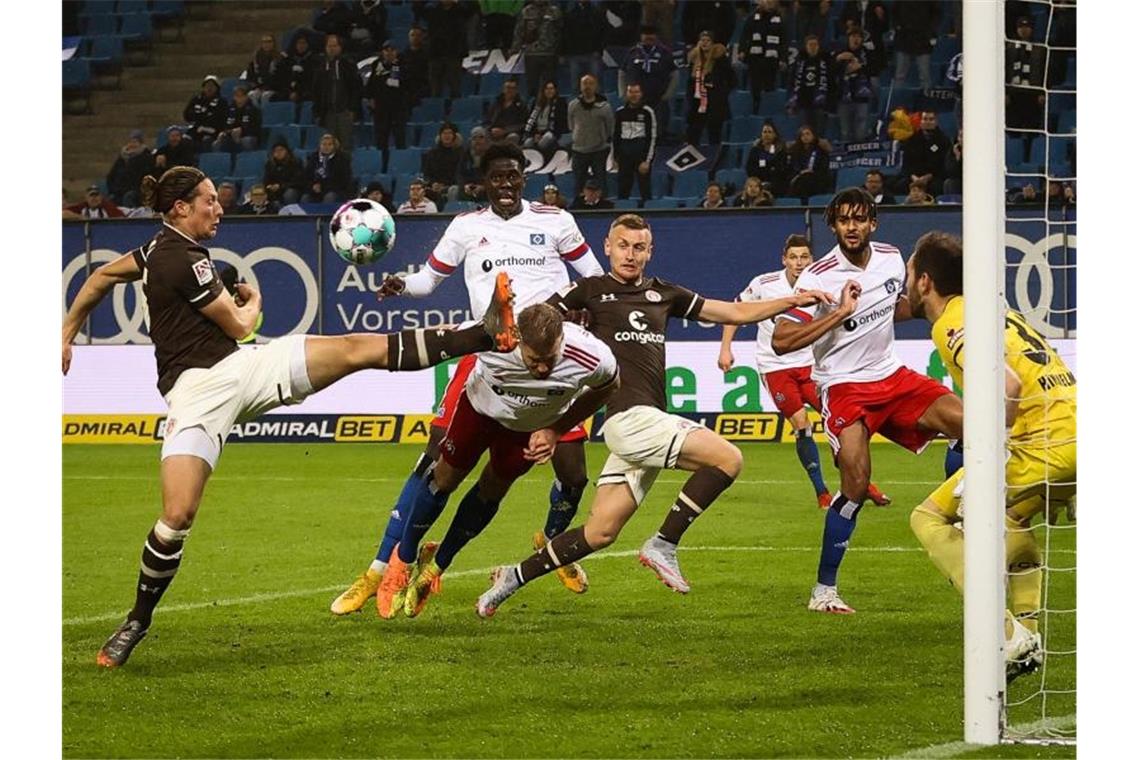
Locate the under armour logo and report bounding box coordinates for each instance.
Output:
[600,293,617,302]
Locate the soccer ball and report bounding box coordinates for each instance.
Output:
[329,198,396,265]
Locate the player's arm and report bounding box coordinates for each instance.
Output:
[697,289,832,325]
[1004,365,1023,428]
[199,282,263,341]
[558,216,604,277]
[894,294,915,321]
[62,251,143,374]
[378,223,465,299]
[718,324,738,371]
[771,280,860,355]
[525,363,620,463]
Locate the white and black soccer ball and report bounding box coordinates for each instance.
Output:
[329,198,396,265]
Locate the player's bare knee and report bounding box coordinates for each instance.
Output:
[718,443,744,479]
[584,522,618,548]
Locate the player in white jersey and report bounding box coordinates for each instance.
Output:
[331,143,605,615]
[384,304,619,618]
[718,234,891,509]
[771,188,963,614]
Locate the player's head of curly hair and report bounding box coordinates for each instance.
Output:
[911,231,963,297]
[518,303,564,355]
[140,166,208,215]
[479,142,527,176]
[824,187,877,227]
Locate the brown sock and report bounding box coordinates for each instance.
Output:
[516,526,594,583]
[656,466,736,544]
[386,324,493,370]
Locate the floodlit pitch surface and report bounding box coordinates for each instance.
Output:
[63,443,1075,759]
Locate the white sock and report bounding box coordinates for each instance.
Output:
[369,560,387,575]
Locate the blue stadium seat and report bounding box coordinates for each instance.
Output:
[296,100,314,125]
[554,172,576,198]
[411,97,445,123]
[729,90,753,117]
[715,168,746,193]
[293,149,309,165]
[198,153,233,178]
[937,194,963,204]
[807,194,833,206]
[265,124,303,149]
[450,201,482,213]
[613,199,639,210]
[62,59,93,91]
[478,71,509,96]
[80,14,118,36]
[672,171,709,199]
[219,77,239,100]
[416,127,439,148]
[937,111,957,138]
[1047,136,1075,178]
[352,148,383,177]
[302,127,325,150]
[80,0,115,14]
[449,97,486,123]
[756,89,788,118]
[387,149,423,176]
[233,150,267,177]
[773,197,803,206]
[523,174,549,200]
[643,198,681,209]
[836,167,868,191]
[728,116,763,144]
[1056,110,1076,135]
[260,101,294,126]
[651,171,669,199]
[116,0,148,12]
[151,0,186,20]
[117,12,153,42]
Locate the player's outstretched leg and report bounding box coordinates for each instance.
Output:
[809,425,871,614]
[639,429,741,594]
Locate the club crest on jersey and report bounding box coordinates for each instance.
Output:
[774,392,786,403]
[192,259,214,286]
[885,278,898,293]
[645,290,662,302]
[529,233,546,246]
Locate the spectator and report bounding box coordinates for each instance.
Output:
[263,140,305,205]
[834,27,873,143]
[216,85,261,153]
[569,178,615,210]
[794,0,837,48]
[1006,15,1046,132]
[511,0,561,98]
[346,0,388,56]
[312,34,362,152]
[363,179,396,213]
[613,82,657,201]
[1046,0,1075,89]
[943,129,963,195]
[903,181,934,206]
[452,126,491,204]
[302,133,354,203]
[787,34,830,138]
[740,0,786,113]
[486,78,529,144]
[744,119,790,197]
[1007,179,1074,207]
[567,73,614,197]
[281,33,317,105]
[786,124,830,198]
[397,177,439,214]
[681,0,735,47]
[422,122,464,207]
[540,183,569,209]
[151,126,197,178]
[620,25,676,137]
[481,0,524,54]
[244,33,280,107]
[839,1,888,104]
[891,110,951,194]
[734,175,774,208]
[401,25,431,107]
[862,168,897,205]
[685,31,733,149]
[235,183,280,215]
[183,75,228,150]
[561,0,604,86]
[422,0,471,98]
[523,79,570,159]
[67,185,125,219]
[893,0,940,90]
[106,129,154,207]
[641,0,675,46]
[62,189,82,220]
[313,0,353,39]
[602,0,642,48]
[217,181,240,215]
[698,181,726,209]
[367,39,409,162]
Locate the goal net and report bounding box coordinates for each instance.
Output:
[963,0,1076,747]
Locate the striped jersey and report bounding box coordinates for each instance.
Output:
[465,323,618,432]
[776,241,906,389]
[425,200,602,319]
[738,268,814,372]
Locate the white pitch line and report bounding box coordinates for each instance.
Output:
[890,714,1076,758]
[62,474,946,486]
[62,544,925,627]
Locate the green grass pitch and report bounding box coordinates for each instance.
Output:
[63,443,1075,759]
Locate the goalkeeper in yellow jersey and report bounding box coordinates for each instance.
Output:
[904,231,1076,683]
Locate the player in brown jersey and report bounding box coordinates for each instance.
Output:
[61,166,519,668]
[475,214,831,616]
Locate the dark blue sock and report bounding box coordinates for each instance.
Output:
[944,439,964,479]
[435,486,501,570]
[397,469,452,564]
[817,494,862,586]
[375,453,432,563]
[544,479,584,538]
[795,429,828,496]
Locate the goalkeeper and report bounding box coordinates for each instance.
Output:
[904,231,1076,682]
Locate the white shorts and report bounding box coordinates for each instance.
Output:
[161,335,312,468]
[596,406,702,505]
